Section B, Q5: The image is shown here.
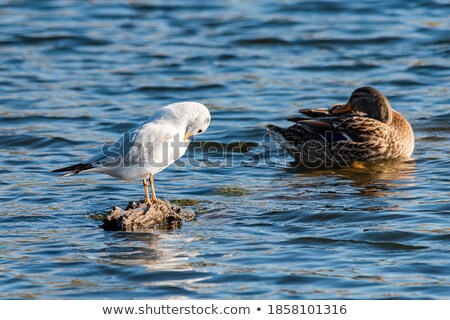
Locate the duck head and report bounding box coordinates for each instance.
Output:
[331,87,393,124]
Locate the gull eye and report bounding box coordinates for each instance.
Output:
[198,129,203,133]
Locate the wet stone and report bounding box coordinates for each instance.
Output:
[102,199,196,231]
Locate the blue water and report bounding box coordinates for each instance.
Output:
[0,0,449,299]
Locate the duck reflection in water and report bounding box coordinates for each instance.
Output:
[281,159,417,200]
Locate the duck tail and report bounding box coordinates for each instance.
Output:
[265,123,300,152]
[265,124,287,143]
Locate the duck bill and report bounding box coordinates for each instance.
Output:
[331,102,353,114]
[183,131,193,141]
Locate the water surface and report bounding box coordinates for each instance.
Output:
[0,0,449,299]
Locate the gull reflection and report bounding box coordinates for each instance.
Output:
[102,231,202,271]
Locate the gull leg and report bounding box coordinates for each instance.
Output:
[143,178,151,205]
[149,173,157,203]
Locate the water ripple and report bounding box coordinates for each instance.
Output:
[0,0,448,300]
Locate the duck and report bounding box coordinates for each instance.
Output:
[266,87,414,168]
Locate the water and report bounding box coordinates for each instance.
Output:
[0,0,449,299]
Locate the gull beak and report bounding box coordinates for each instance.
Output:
[331,102,353,115]
[183,130,193,141]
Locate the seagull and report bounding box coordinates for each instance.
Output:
[52,102,211,204]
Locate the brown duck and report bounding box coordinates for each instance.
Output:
[266,87,414,168]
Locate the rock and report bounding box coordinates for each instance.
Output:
[102,199,196,231]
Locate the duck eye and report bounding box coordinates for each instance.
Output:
[198,129,203,133]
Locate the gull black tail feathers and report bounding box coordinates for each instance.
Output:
[51,162,94,177]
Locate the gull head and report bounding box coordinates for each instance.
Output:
[159,102,211,140]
